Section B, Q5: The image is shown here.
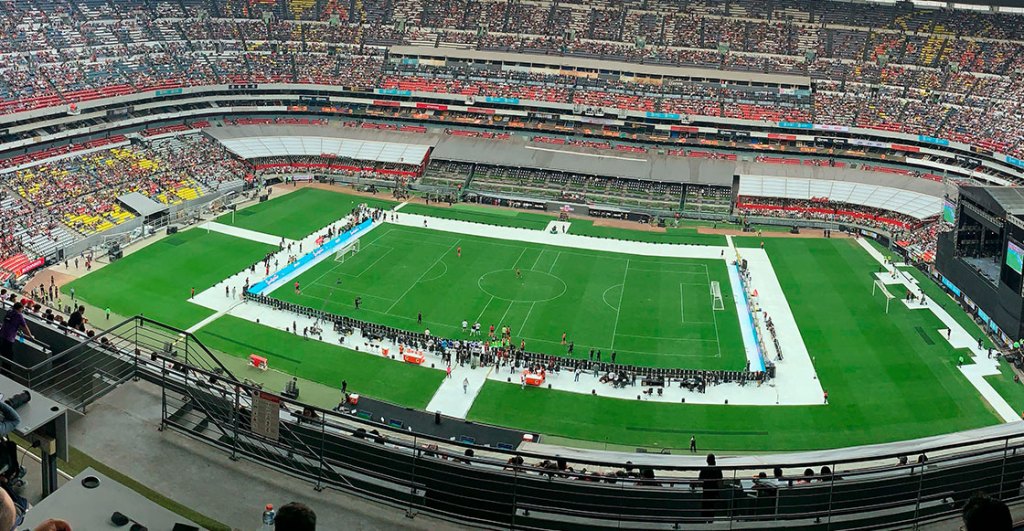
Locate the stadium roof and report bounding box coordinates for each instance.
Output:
[432,137,736,185]
[388,46,810,86]
[206,125,947,194]
[117,192,168,217]
[738,175,941,219]
[962,186,1024,217]
[214,133,431,165]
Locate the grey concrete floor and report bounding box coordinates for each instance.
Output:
[64,380,472,531]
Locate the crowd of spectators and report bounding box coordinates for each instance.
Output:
[10,134,247,234]
[736,196,924,232]
[895,220,941,263]
[0,0,1024,156]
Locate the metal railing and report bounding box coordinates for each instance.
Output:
[8,311,1024,530]
[152,354,1024,530]
[1,308,235,413]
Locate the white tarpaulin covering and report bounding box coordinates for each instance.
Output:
[220,136,429,165]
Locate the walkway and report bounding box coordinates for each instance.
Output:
[199,220,292,246]
[857,238,1019,422]
[725,236,765,373]
[544,220,571,234]
[68,380,466,530]
[738,246,824,405]
[391,211,727,259]
[426,365,493,418]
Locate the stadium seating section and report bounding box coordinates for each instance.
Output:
[0,0,1019,157]
[0,0,1010,273]
[10,134,246,235]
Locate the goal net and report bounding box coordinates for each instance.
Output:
[334,239,361,262]
[872,279,895,314]
[710,281,725,311]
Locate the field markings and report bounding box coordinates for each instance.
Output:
[680,283,686,323]
[609,259,630,350]
[297,288,394,306]
[476,247,529,324]
[385,239,461,313]
[285,225,397,291]
[473,297,494,325]
[520,302,537,334]
[495,299,515,328]
[419,260,449,283]
[711,295,723,357]
[344,246,393,278]
[547,251,562,273]
[530,249,545,271]
[391,227,708,267]
[518,336,717,359]
[601,284,622,312]
[518,249,560,333]
[309,224,731,363]
[509,248,529,269]
[615,333,719,343]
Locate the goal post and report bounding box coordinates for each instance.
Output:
[334,239,360,262]
[872,279,895,314]
[710,281,725,311]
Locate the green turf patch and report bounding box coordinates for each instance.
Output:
[452,204,519,216]
[274,224,746,370]
[468,238,1003,451]
[900,266,994,349]
[986,359,1024,416]
[63,230,275,329]
[568,220,727,246]
[399,203,554,230]
[216,187,397,239]
[197,315,443,408]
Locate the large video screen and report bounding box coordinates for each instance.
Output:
[942,199,956,224]
[1007,240,1024,274]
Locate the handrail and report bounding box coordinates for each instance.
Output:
[8,310,1024,528]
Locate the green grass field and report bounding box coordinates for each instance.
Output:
[567,220,728,246]
[196,315,443,407]
[273,223,745,370]
[215,187,396,239]
[63,230,276,329]
[398,203,555,230]
[64,186,1016,452]
[468,238,1002,452]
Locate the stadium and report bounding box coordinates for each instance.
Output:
[5,0,1024,529]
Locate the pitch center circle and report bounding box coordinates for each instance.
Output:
[478,269,568,303]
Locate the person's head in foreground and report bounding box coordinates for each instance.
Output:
[0,486,71,531]
[275,502,316,531]
[962,493,1012,531]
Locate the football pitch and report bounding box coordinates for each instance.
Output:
[60,187,1024,452]
[271,223,746,370]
